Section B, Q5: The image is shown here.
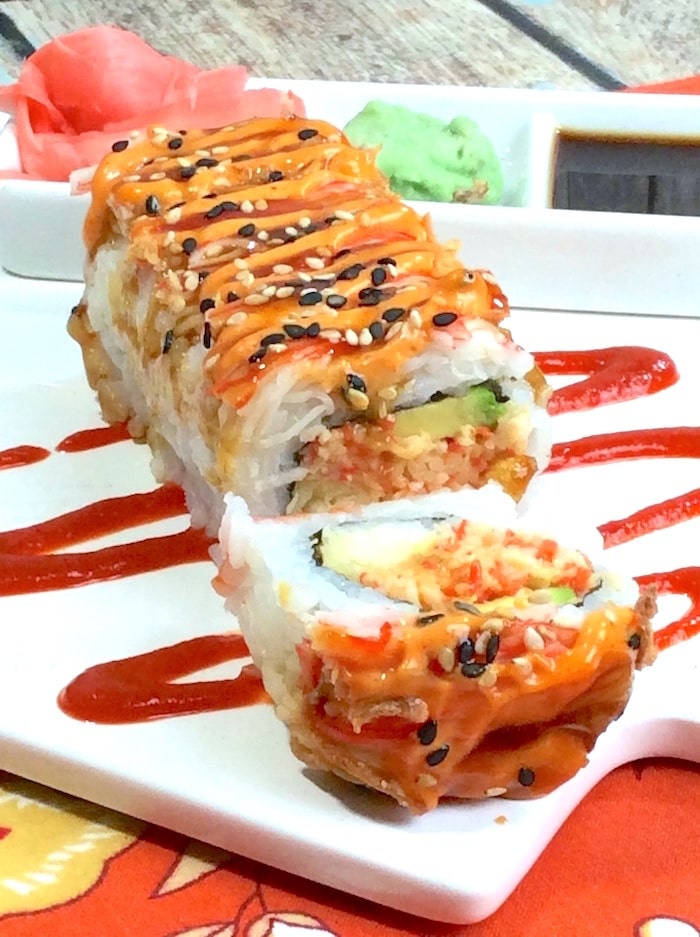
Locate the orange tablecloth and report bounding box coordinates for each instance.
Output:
[1,73,699,937]
[0,759,699,936]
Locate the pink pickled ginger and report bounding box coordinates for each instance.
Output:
[0,25,305,182]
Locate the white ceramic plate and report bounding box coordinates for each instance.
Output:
[1,79,700,314]
[0,252,698,923]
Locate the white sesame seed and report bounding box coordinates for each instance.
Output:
[124,174,141,183]
[512,656,533,677]
[204,352,221,370]
[386,263,399,278]
[149,172,166,181]
[165,207,182,224]
[359,328,373,346]
[436,646,455,673]
[275,286,296,299]
[227,311,248,326]
[235,271,249,282]
[378,385,398,400]
[298,271,312,282]
[244,293,270,306]
[211,145,229,155]
[169,241,184,255]
[268,343,287,353]
[409,308,422,328]
[320,329,342,342]
[205,243,224,258]
[242,272,255,287]
[346,388,370,410]
[257,230,270,241]
[417,774,438,788]
[345,329,359,346]
[254,199,268,211]
[163,230,176,245]
[184,273,200,292]
[213,177,231,187]
[262,284,277,296]
[285,226,299,237]
[234,258,249,270]
[334,209,354,221]
[478,668,498,688]
[240,200,254,213]
[298,216,312,228]
[524,626,545,652]
[485,786,507,797]
[305,256,325,269]
[385,322,403,341]
[273,264,294,275]
[176,157,192,167]
[152,155,169,164]
[195,149,211,158]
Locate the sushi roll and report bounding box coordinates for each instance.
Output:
[69,116,549,531]
[216,486,656,812]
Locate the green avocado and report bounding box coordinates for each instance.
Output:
[393,385,505,440]
[343,100,503,205]
[548,586,578,605]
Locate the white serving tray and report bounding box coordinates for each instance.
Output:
[1,80,699,315]
[0,254,698,924]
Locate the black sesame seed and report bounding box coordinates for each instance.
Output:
[237,223,256,237]
[432,311,459,328]
[111,139,129,152]
[486,633,500,664]
[461,661,486,678]
[168,137,184,150]
[377,256,396,266]
[249,347,267,363]
[334,248,352,259]
[326,294,347,309]
[628,633,642,650]
[199,298,216,313]
[283,323,307,339]
[196,157,219,168]
[426,745,449,767]
[226,291,239,303]
[162,329,174,354]
[182,237,197,255]
[202,321,212,349]
[145,194,160,216]
[457,638,475,664]
[416,613,443,626]
[202,193,217,199]
[180,166,197,180]
[371,267,387,287]
[298,127,319,140]
[518,767,536,787]
[199,271,210,281]
[382,307,405,323]
[358,287,386,306]
[205,204,225,220]
[268,170,284,182]
[346,373,367,393]
[368,321,384,340]
[337,263,363,281]
[454,600,480,615]
[220,200,240,212]
[430,391,448,402]
[305,322,321,338]
[261,332,286,347]
[417,720,438,746]
[171,201,186,209]
[299,290,323,306]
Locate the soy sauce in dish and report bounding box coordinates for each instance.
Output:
[551,129,700,216]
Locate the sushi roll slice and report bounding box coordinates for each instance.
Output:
[216,486,656,813]
[69,116,549,532]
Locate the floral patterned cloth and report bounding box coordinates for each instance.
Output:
[0,760,698,937]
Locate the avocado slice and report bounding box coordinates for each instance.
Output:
[393,385,505,439]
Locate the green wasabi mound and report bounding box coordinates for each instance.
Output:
[344,100,503,204]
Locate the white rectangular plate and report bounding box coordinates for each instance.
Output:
[1,252,699,923]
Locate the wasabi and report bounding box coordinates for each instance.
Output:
[344,99,503,204]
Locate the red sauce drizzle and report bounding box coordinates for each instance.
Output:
[56,422,131,452]
[535,346,679,414]
[635,569,700,650]
[1,343,698,723]
[547,426,700,473]
[0,485,211,596]
[0,444,50,469]
[58,634,267,723]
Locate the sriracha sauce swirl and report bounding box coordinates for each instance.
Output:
[1,345,698,723]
